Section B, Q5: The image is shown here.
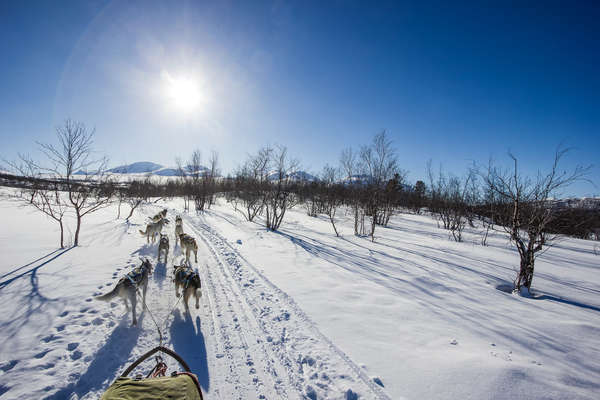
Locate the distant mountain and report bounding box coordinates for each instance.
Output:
[107,162,163,174]
[267,170,318,182]
[102,162,208,177]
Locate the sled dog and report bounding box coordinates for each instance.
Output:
[175,216,184,246]
[173,263,202,310]
[95,258,153,326]
[178,233,198,263]
[157,233,169,263]
[139,218,169,243]
[150,209,168,223]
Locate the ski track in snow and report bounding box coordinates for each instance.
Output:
[179,210,392,400]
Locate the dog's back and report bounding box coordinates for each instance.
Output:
[173,265,202,309]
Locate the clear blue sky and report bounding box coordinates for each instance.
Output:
[1,0,598,196]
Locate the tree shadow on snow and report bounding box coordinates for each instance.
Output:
[44,317,143,400]
[169,309,209,392]
[532,293,600,313]
[0,248,72,346]
[0,247,73,290]
[0,248,64,280]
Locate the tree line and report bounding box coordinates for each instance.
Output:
[2,119,597,295]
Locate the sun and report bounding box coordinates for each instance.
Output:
[165,74,201,112]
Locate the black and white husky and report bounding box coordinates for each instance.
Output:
[95,258,153,326]
[173,263,202,310]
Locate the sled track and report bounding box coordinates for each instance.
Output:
[181,219,291,399]
[180,211,392,399]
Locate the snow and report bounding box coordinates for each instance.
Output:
[0,188,599,399]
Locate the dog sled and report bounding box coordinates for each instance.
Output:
[100,346,204,400]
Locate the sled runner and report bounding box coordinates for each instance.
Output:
[100,346,204,400]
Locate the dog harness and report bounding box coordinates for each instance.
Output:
[176,267,200,289]
[125,264,149,286]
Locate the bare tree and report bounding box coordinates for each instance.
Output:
[37,119,111,246]
[359,131,399,241]
[175,156,190,211]
[234,147,272,222]
[4,155,69,248]
[482,149,590,294]
[206,150,220,209]
[321,164,344,236]
[340,147,362,235]
[187,149,208,212]
[264,145,299,231]
[124,174,152,222]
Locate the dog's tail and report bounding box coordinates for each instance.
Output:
[139,229,147,235]
[95,286,119,301]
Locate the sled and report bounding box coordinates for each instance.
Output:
[100,346,204,400]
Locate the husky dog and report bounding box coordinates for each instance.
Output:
[178,233,198,263]
[150,209,168,223]
[173,263,202,310]
[139,218,169,243]
[157,233,169,263]
[174,215,184,246]
[95,258,153,326]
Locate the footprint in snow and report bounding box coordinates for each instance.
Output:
[41,334,60,343]
[67,343,79,351]
[450,339,458,345]
[56,325,66,332]
[34,349,51,359]
[59,311,69,318]
[85,298,92,302]
[70,351,83,361]
[372,377,384,387]
[346,389,358,400]
[92,317,103,326]
[0,360,18,372]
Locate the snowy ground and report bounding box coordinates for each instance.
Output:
[0,189,599,399]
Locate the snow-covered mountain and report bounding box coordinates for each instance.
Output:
[267,170,318,182]
[107,162,163,174]
[104,162,208,177]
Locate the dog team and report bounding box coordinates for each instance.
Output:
[96,209,202,326]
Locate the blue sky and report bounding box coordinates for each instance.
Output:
[1,0,598,196]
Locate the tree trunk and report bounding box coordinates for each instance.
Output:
[59,219,64,249]
[354,205,359,236]
[329,212,339,237]
[74,212,82,246]
[126,207,135,221]
[516,252,535,291]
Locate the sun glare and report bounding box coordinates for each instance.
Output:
[164,74,201,112]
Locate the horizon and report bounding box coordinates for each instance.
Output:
[1,0,598,196]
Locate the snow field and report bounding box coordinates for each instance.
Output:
[0,190,599,399]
